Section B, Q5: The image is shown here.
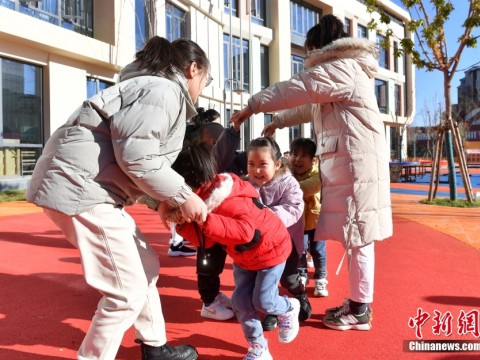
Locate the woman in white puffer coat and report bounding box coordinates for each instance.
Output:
[26,37,210,360]
[230,14,393,332]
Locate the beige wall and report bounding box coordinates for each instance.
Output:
[0,0,415,178]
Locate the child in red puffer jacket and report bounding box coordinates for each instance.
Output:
[166,143,301,360]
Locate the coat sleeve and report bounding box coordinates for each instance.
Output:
[248,63,355,115]
[109,84,193,206]
[200,198,258,247]
[273,105,314,129]
[213,127,241,173]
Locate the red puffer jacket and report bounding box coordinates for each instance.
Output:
[176,173,291,270]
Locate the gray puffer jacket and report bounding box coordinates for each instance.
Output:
[27,62,197,215]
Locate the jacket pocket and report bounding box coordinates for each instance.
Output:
[316,136,338,156]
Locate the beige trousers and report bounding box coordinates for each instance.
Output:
[45,204,166,360]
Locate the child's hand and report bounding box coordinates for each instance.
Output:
[166,209,186,224]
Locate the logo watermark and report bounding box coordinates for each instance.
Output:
[405,308,480,353]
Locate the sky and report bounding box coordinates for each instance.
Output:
[391,1,480,125]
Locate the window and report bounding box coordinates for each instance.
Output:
[243,118,251,151]
[9,0,94,37]
[264,113,272,126]
[289,125,301,143]
[394,84,402,116]
[166,2,187,42]
[376,34,389,69]
[357,24,367,38]
[135,0,152,51]
[393,41,399,73]
[224,0,238,17]
[260,45,269,89]
[250,0,266,26]
[344,18,352,36]
[375,79,388,114]
[291,55,304,74]
[87,77,113,98]
[290,1,321,46]
[223,34,250,92]
[1,57,43,176]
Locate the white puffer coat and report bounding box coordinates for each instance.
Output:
[27,63,197,215]
[248,37,393,248]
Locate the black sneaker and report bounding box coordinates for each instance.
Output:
[140,342,198,360]
[296,293,312,321]
[322,303,372,331]
[168,242,196,257]
[262,314,278,331]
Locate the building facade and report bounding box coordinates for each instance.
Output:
[457,66,480,142]
[0,0,414,189]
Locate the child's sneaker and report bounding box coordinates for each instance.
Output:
[261,314,277,331]
[244,343,272,360]
[313,278,329,297]
[296,293,312,321]
[277,298,300,343]
[200,298,235,321]
[322,302,372,331]
[168,242,197,257]
[215,291,232,309]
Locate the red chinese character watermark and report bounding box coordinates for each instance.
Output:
[458,309,480,338]
[409,308,480,339]
[432,310,453,336]
[408,307,430,339]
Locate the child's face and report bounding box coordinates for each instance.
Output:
[290,150,316,177]
[247,148,281,187]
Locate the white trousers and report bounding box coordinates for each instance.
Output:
[45,204,167,360]
[348,242,375,304]
[170,222,184,246]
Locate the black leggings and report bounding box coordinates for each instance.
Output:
[196,243,227,305]
[280,247,305,296]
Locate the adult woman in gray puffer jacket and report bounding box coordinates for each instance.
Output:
[230,15,393,332]
[26,36,210,360]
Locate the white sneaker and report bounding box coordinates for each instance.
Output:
[200,298,235,321]
[215,292,233,309]
[277,297,300,343]
[244,343,272,360]
[314,278,329,297]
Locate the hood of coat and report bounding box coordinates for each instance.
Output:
[197,173,259,213]
[304,37,379,78]
[118,60,197,120]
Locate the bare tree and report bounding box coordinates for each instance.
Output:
[366,0,479,202]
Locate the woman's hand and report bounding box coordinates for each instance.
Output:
[179,192,208,225]
[262,122,278,137]
[229,106,253,128]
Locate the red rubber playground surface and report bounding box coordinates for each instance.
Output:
[1,178,480,359]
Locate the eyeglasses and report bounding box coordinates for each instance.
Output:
[205,71,213,87]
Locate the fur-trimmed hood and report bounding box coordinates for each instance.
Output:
[197,173,259,213]
[304,37,379,78]
[176,172,292,270]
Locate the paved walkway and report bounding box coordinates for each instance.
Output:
[3,183,479,251]
[1,184,480,359]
